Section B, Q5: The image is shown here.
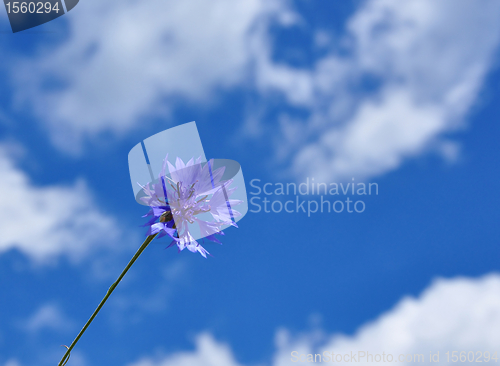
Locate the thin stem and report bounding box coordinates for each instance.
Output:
[57,233,158,366]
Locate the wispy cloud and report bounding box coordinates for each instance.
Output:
[255,0,500,181]
[110,279,174,317]
[126,273,500,366]
[3,360,21,366]
[0,144,118,262]
[109,260,188,325]
[6,0,500,181]
[17,303,73,334]
[10,0,282,153]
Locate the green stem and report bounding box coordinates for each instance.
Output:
[57,233,158,366]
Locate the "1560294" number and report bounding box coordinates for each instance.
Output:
[5,2,60,14]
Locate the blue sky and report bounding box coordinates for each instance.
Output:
[1,1,500,365]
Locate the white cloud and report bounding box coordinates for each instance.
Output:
[127,273,500,366]
[275,273,500,365]
[0,145,118,262]
[7,0,500,181]
[11,0,282,153]
[128,333,243,366]
[17,304,73,334]
[255,0,500,181]
[292,88,448,182]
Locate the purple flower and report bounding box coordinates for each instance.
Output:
[139,156,242,257]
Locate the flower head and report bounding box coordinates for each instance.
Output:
[139,155,242,257]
